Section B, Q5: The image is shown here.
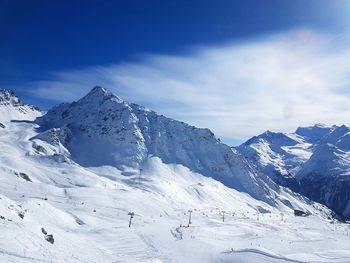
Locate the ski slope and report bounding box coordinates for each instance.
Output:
[1,117,350,263]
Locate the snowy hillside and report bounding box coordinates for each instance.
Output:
[0,88,349,262]
[238,124,350,219]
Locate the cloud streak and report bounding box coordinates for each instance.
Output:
[27,29,350,144]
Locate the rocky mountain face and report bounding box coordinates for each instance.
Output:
[35,86,282,204]
[238,124,350,219]
[0,89,41,123]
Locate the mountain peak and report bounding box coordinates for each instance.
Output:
[313,123,328,128]
[324,124,350,145]
[35,86,279,204]
[0,88,22,107]
[0,88,41,122]
[295,123,336,143]
[89,86,107,95]
[82,86,123,103]
[0,88,40,110]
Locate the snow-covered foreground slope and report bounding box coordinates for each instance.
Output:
[1,117,350,263]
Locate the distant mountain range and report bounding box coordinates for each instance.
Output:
[238,123,350,219]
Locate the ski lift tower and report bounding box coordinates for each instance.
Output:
[128,212,135,227]
[188,210,193,226]
[221,211,226,222]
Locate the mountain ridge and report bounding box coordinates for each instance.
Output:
[35,86,282,205]
[0,89,41,123]
[238,124,350,218]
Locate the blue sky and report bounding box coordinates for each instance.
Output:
[1,0,350,144]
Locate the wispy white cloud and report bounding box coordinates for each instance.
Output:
[27,29,350,144]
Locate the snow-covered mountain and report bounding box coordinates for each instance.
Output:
[0,89,41,124]
[0,87,349,262]
[237,124,335,186]
[297,125,350,218]
[35,86,287,205]
[238,124,350,219]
